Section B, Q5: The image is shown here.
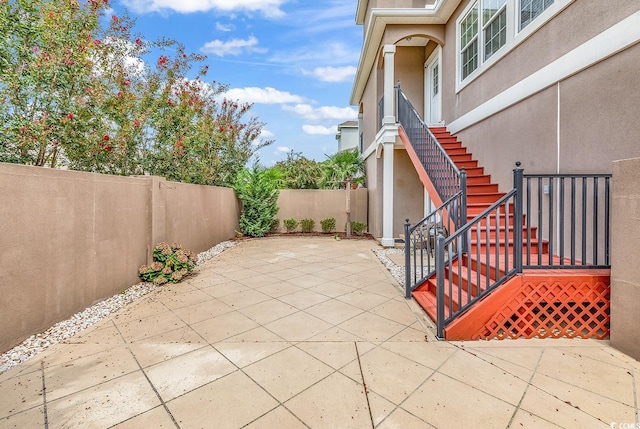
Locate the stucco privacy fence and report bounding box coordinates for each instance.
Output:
[0,162,369,352]
[276,188,368,233]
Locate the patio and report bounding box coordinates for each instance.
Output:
[0,237,637,428]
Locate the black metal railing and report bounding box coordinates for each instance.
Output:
[396,84,461,202]
[404,161,612,338]
[434,166,523,338]
[404,180,466,299]
[522,173,611,268]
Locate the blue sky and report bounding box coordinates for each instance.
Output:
[106,0,361,165]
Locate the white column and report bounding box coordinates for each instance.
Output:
[382,45,396,125]
[381,142,395,247]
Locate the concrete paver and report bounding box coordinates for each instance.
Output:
[0,237,638,428]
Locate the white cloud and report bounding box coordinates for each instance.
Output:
[302,124,337,135]
[282,104,357,121]
[201,36,266,57]
[121,0,287,17]
[302,66,356,83]
[269,41,359,68]
[275,146,291,154]
[260,129,275,139]
[215,22,234,32]
[221,87,305,104]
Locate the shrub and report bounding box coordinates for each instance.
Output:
[300,218,315,233]
[138,242,197,285]
[234,164,281,237]
[350,221,367,236]
[320,217,336,233]
[269,218,280,233]
[283,218,299,233]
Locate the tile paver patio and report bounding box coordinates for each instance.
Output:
[0,237,638,428]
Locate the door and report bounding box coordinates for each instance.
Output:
[425,49,442,125]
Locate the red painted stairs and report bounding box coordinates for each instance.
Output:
[411,127,549,323]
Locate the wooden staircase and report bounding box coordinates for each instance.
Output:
[411,127,549,324]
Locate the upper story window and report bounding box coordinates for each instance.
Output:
[520,0,555,29]
[458,0,558,85]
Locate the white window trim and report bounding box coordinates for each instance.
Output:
[456,0,575,93]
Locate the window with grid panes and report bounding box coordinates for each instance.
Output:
[520,0,554,30]
[459,0,556,83]
[460,3,479,80]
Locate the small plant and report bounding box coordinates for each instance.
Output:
[269,218,280,233]
[300,218,315,233]
[138,242,197,285]
[283,218,299,233]
[320,217,336,233]
[350,221,367,236]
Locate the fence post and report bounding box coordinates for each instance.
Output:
[513,162,524,273]
[404,218,412,299]
[460,168,468,253]
[436,234,446,339]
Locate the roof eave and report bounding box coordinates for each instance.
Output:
[350,1,463,106]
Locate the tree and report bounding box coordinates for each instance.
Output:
[234,163,282,237]
[272,150,323,189]
[322,150,365,237]
[0,0,271,185]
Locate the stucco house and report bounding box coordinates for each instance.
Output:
[335,120,360,152]
[350,0,640,353]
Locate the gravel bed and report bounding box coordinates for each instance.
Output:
[373,248,405,286]
[0,240,236,375]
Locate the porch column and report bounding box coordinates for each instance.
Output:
[382,45,396,125]
[381,142,395,247]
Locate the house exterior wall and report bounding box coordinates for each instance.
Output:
[610,157,640,361]
[393,149,424,236]
[367,155,384,238]
[337,126,359,152]
[395,46,427,118]
[443,0,640,191]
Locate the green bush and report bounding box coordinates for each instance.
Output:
[320,217,336,233]
[283,218,299,232]
[269,218,280,233]
[233,164,281,237]
[350,221,367,236]
[300,218,315,233]
[138,242,197,285]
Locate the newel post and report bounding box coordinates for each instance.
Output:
[513,161,524,273]
[404,218,412,299]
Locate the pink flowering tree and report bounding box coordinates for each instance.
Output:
[0,0,271,185]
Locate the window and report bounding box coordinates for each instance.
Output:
[520,0,554,30]
[459,0,506,80]
[458,0,559,84]
[432,64,439,96]
[483,0,507,60]
[460,4,479,79]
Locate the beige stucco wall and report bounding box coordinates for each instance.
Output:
[367,156,384,238]
[442,0,640,120]
[610,157,640,361]
[276,189,368,232]
[0,163,239,352]
[393,149,424,237]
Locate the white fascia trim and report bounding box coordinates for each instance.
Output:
[448,10,640,135]
[350,2,462,106]
[362,124,399,160]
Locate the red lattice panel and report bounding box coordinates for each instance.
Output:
[474,277,610,340]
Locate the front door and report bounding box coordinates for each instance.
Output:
[425,49,442,125]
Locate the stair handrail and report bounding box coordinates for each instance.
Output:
[404,190,464,299]
[434,164,524,338]
[396,83,462,202]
